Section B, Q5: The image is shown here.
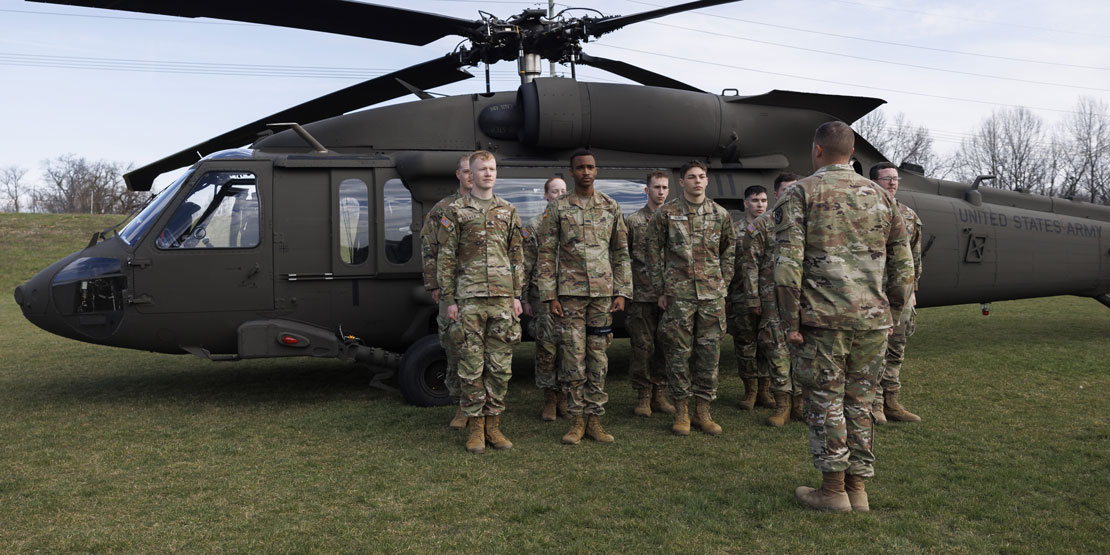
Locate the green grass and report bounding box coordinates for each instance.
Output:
[1,213,1108,552]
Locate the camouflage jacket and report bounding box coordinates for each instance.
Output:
[743,212,780,314]
[648,196,735,301]
[897,201,924,291]
[521,214,544,305]
[537,191,632,301]
[625,204,659,303]
[728,216,761,308]
[419,191,460,291]
[773,164,913,332]
[437,193,524,304]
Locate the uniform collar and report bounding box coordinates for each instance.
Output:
[814,163,855,175]
[461,192,505,208]
[679,196,709,215]
[566,191,599,209]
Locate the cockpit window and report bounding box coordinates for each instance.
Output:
[156,171,260,250]
[118,168,193,246]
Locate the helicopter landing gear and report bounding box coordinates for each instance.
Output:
[398,334,451,407]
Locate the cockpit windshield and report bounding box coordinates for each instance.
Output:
[117,169,194,246]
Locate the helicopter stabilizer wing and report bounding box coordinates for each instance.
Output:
[725,90,885,124]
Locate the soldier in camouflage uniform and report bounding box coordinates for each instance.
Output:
[537,149,632,445]
[649,160,735,436]
[419,154,472,430]
[729,185,773,411]
[870,162,923,424]
[522,176,568,421]
[775,121,914,512]
[742,174,803,427]
[625,171,675,417]
[438,151,524,454]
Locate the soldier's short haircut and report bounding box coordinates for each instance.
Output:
[869,161,898,181]
[570,148,596,167]
[469,150,495,165]
[458,153,472,166]
[773,172,800,193]
[646,170,670,185]
[813,121,855,158]
[744,185,767,199]
[679,160,707,179]
[543,176,563,194]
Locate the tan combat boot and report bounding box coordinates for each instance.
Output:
[449,404,468,430]
[872,398,887,425]
[766,391,791,427]
[884,391,921,423]
[465,416,485,454]
[585,414,615,443]
[791,393,805,422]
[844,474,869,512]
[556,391,570,419]
[691,397,723,435]
[738,379,758,410]
[485,414,513,450]
[650,385,676,415]
[540,389,558,422]
[672,398,691,436]
[756,377,775,408]
[633,388,652,417]
[795,471,851,512]
[562,414,585,445]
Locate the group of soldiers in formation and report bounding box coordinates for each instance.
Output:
[420,121,922,512]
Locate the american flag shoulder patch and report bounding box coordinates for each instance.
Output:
[440,216,452,229]
[747,223,756,233]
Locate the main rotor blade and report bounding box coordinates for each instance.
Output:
[578,52,704,93]
[124,55,472,191]
[29,0,476,45]
[586,0,742,38]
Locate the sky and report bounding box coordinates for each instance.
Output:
[1,0,1108,192]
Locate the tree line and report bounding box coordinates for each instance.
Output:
[854,96,1110,205]
[3,97,1108,214]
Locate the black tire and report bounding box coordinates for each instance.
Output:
[398,334,451,407]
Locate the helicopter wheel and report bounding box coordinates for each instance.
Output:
[397,334,451,407]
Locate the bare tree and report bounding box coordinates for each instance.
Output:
[950,106,1054,194]
[1,165,28,213]
[34,155,145,214]
[853,109,942,176]
[1058,96,1110,204]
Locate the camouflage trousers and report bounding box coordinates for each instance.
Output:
[758,312,793,394]
[727,302,763,380]
[531,301,558,390]
[626,301,667,391]
[455,297,521,417]
[662,297,726,402]
[437,298,461,401]
[793,326,887,477]
[878,307,916,396]
[556,296,613,416]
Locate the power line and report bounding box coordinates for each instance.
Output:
[646,21,1110,93]
[623,0,1109,70]
[824,0,1109,39]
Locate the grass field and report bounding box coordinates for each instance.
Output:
[1,212,1108,553]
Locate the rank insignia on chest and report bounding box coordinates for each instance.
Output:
[440,216,452,229]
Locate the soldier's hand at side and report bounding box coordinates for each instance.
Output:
[550,298,564,318]
[447,303,459,321]
[910,292,917,307]
[752,305,762,317]
[431,288,441,304]
[512,298,523,318]
[610,296,625,313]
[786,330,804,345]
[888,327,894,337]
[522,302,533,317]
[657,295,668,310]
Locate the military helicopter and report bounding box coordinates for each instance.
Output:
[14,0,1110,407]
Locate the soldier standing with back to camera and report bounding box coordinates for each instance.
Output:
[730,185,775,412]
[439,151,524,454]
[419,153,472,430]
[775,121,913,512]
[625,171,675,418]
[869,162,923,425]
[742,173,801,427]
[649,160,734,436]
[537,149,632,445]
[522,176,569,421]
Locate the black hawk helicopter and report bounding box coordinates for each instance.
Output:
[14,0,1110,406]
